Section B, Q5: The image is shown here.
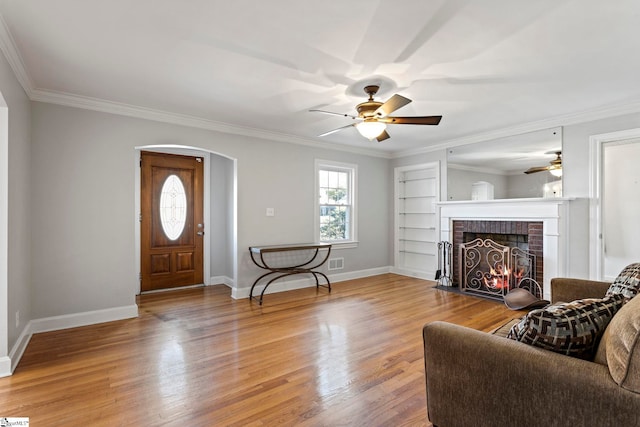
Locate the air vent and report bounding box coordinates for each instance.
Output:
[328,257,344,270]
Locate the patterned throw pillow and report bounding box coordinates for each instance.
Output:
[606,262,640,301]
[507,294,625,359]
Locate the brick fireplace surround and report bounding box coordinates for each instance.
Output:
[438,198,584,300]
[452,220,544,287]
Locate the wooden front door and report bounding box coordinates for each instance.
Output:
[141,151,204,292]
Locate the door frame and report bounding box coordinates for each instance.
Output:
[134,144,238,294]
[589,127,640,280]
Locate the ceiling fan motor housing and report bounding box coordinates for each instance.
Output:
[356,85,383,118]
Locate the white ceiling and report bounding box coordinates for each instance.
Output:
[1,0,640,157]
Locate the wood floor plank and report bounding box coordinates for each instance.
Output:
[0,274,523,426]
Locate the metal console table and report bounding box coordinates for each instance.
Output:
[248,243,332,305]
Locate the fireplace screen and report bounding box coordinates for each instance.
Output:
[459,238,539,301]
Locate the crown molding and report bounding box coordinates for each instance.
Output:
[2,11,639,162]
[0,13,389,159]
[391,99,640,159]
[0,14,33,97]
[30,88,391,159]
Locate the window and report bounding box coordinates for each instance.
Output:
[159,174,187,240]
[315,160,357,247]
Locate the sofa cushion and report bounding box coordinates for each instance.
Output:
[507,294,625,359]
[606,262,640,301]
[604,293,640,393]
[491,318,521,338]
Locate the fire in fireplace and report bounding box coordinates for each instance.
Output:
[459,237,539,301]
[452,220,544,289]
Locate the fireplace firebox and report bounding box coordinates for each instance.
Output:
[458,237,540,301]
[452,220,544,300]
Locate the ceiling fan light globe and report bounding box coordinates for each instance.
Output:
[550,167,563,177]
[356,121,387,140]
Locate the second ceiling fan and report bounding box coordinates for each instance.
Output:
[524,151,563,177]
[310,85,442,142]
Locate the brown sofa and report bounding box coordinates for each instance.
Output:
[423,278,640,427]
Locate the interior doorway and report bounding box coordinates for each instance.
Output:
[134,145,238,296]
[590,130,640,280]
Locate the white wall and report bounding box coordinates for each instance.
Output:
[562,113,640,277]
[0,49,31,371]
[393,112,640,280]
[29,102,390,319]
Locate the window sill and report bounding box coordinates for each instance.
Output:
[323,241,359,250]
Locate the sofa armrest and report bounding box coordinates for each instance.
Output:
[423,321,640,427]
[550,277,610,303]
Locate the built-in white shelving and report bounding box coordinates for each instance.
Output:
[393,163,440,279]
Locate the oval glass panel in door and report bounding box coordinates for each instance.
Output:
[159,174,188,240]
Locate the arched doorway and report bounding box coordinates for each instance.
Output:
[134,145,237,294]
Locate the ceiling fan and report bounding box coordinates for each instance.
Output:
[310,85,442,142]
[524,151,562,177]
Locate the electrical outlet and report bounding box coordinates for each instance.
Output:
[15,310,19,328]
[266,208,275,217]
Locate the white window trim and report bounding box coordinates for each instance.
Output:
[315,159,358,249]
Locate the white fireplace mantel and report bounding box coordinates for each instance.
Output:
[437,197,585,300]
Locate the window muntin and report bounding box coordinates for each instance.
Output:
[159,174,187,240]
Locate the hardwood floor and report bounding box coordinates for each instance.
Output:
[0,274,522,426]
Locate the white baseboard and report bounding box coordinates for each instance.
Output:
[0,356,11,378]
[389,267,437,282]
[209,275,234,287]
[232,266,392,299]
[2,304,139,377]
[7,321,33,375]
[30,304,139,334]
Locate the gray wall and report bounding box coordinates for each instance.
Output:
[505,172,558,199]
[0,50,32,360]
[209,153,233,281]
[29,101,390,319]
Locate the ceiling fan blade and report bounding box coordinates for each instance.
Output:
[374,94,411,118]
[524,166,550,174]
[309,109,359,120]
[376,130,390,142]
[318,123,355,137]
[380,115,442,125]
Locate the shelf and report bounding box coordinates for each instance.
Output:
[396,164,439,273]
[399,226,436,230]
[398,195,435,200]
[399,250,435,256]
[398,177,435,183]
[399,212,434,215]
